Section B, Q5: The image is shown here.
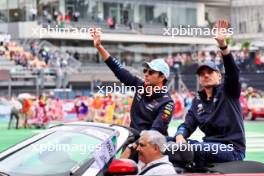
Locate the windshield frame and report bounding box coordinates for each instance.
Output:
[0,124,119,176]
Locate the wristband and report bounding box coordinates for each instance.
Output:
[219,45,228,50]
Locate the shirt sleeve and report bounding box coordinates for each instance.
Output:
[143,164,176,175]
[223,52,241,99]
[175,99,198,138]
[104,56,144,87]
[151,101,174,135]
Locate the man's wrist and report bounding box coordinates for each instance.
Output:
[96,44,103,49]
[219,45,228,50]
[175,134,184,139]
[217,39,227,48]
[96,44,110,60]
[217,42,230,55]
[128,143,135,151]
[176,134,184,137]
[220,46,230,55]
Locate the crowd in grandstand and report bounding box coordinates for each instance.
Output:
[3,41,263,75]
[4,90,198,129]
[0,35,75,89]
[0,40,46,68]
[40,9,79,27]
[164,49,264,73]
[39,7,160,33]
[5,85,264,129]
[0,34,75,72]
[6,93,131,129]
[242,86,264,98]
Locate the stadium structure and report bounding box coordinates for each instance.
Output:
[0,0,263,98]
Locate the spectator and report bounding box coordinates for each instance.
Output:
[33,95,49,128]
[139,23,143,33]
[163,15,168,27]
[96,11,103,22]
[65,13,71,24]
[78,101,89,120]
[73,51,80,60]
[73,11,80,22]
[255,51,262,70]
[8,97,22,129]
[0,42,6,55]
[172,93,184,119]
[107,17,115,29]
[53,10,59,21]
[21,98,33,128]
[91,94,103,121]
[30,7,37,21]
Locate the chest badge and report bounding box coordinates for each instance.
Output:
[197,103,204,114]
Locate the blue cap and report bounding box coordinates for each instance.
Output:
[143,59,170,79]
[196,61,219,75]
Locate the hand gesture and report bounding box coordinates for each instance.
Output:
[91,27,101,48]
[175,135,187,144]
[213,19,229,47]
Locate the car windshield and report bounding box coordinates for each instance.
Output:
[0,125,115,176]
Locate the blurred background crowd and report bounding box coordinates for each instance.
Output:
[3,85,264,129]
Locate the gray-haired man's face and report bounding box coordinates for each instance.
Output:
[136,135,161,164]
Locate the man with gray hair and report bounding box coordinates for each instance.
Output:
[122,130,176,175]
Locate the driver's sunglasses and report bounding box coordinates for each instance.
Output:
[143,68,158,75]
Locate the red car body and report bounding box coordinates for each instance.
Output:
[240,96,264,120]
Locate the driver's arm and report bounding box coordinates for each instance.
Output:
[223,51,241,99]
[213,20,241,99]
[91,28,143,87]
[104,56,144,87]
[151,101,174,135]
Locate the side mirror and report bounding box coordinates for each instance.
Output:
[106,159,138,175]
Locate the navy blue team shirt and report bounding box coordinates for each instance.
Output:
[105,56,174,136]
[175,52,246,154]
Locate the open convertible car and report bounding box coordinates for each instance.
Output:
[0,122,264,176]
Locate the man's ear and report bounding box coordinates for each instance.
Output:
[159,74,166,83]
[153,144,160,152]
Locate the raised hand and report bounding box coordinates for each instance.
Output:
[91,27,101,48]
[90,27,110,60]
[213,19,229,47]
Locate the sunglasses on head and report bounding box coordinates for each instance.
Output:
[143,68,159,75]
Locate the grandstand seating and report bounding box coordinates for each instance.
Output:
[240,73,264,90]
[0,56,57,88]
[0,57,22,70]
[179,73,264,91]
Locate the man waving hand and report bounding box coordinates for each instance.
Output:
[91,29,174,136]
[173,20,246,163]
